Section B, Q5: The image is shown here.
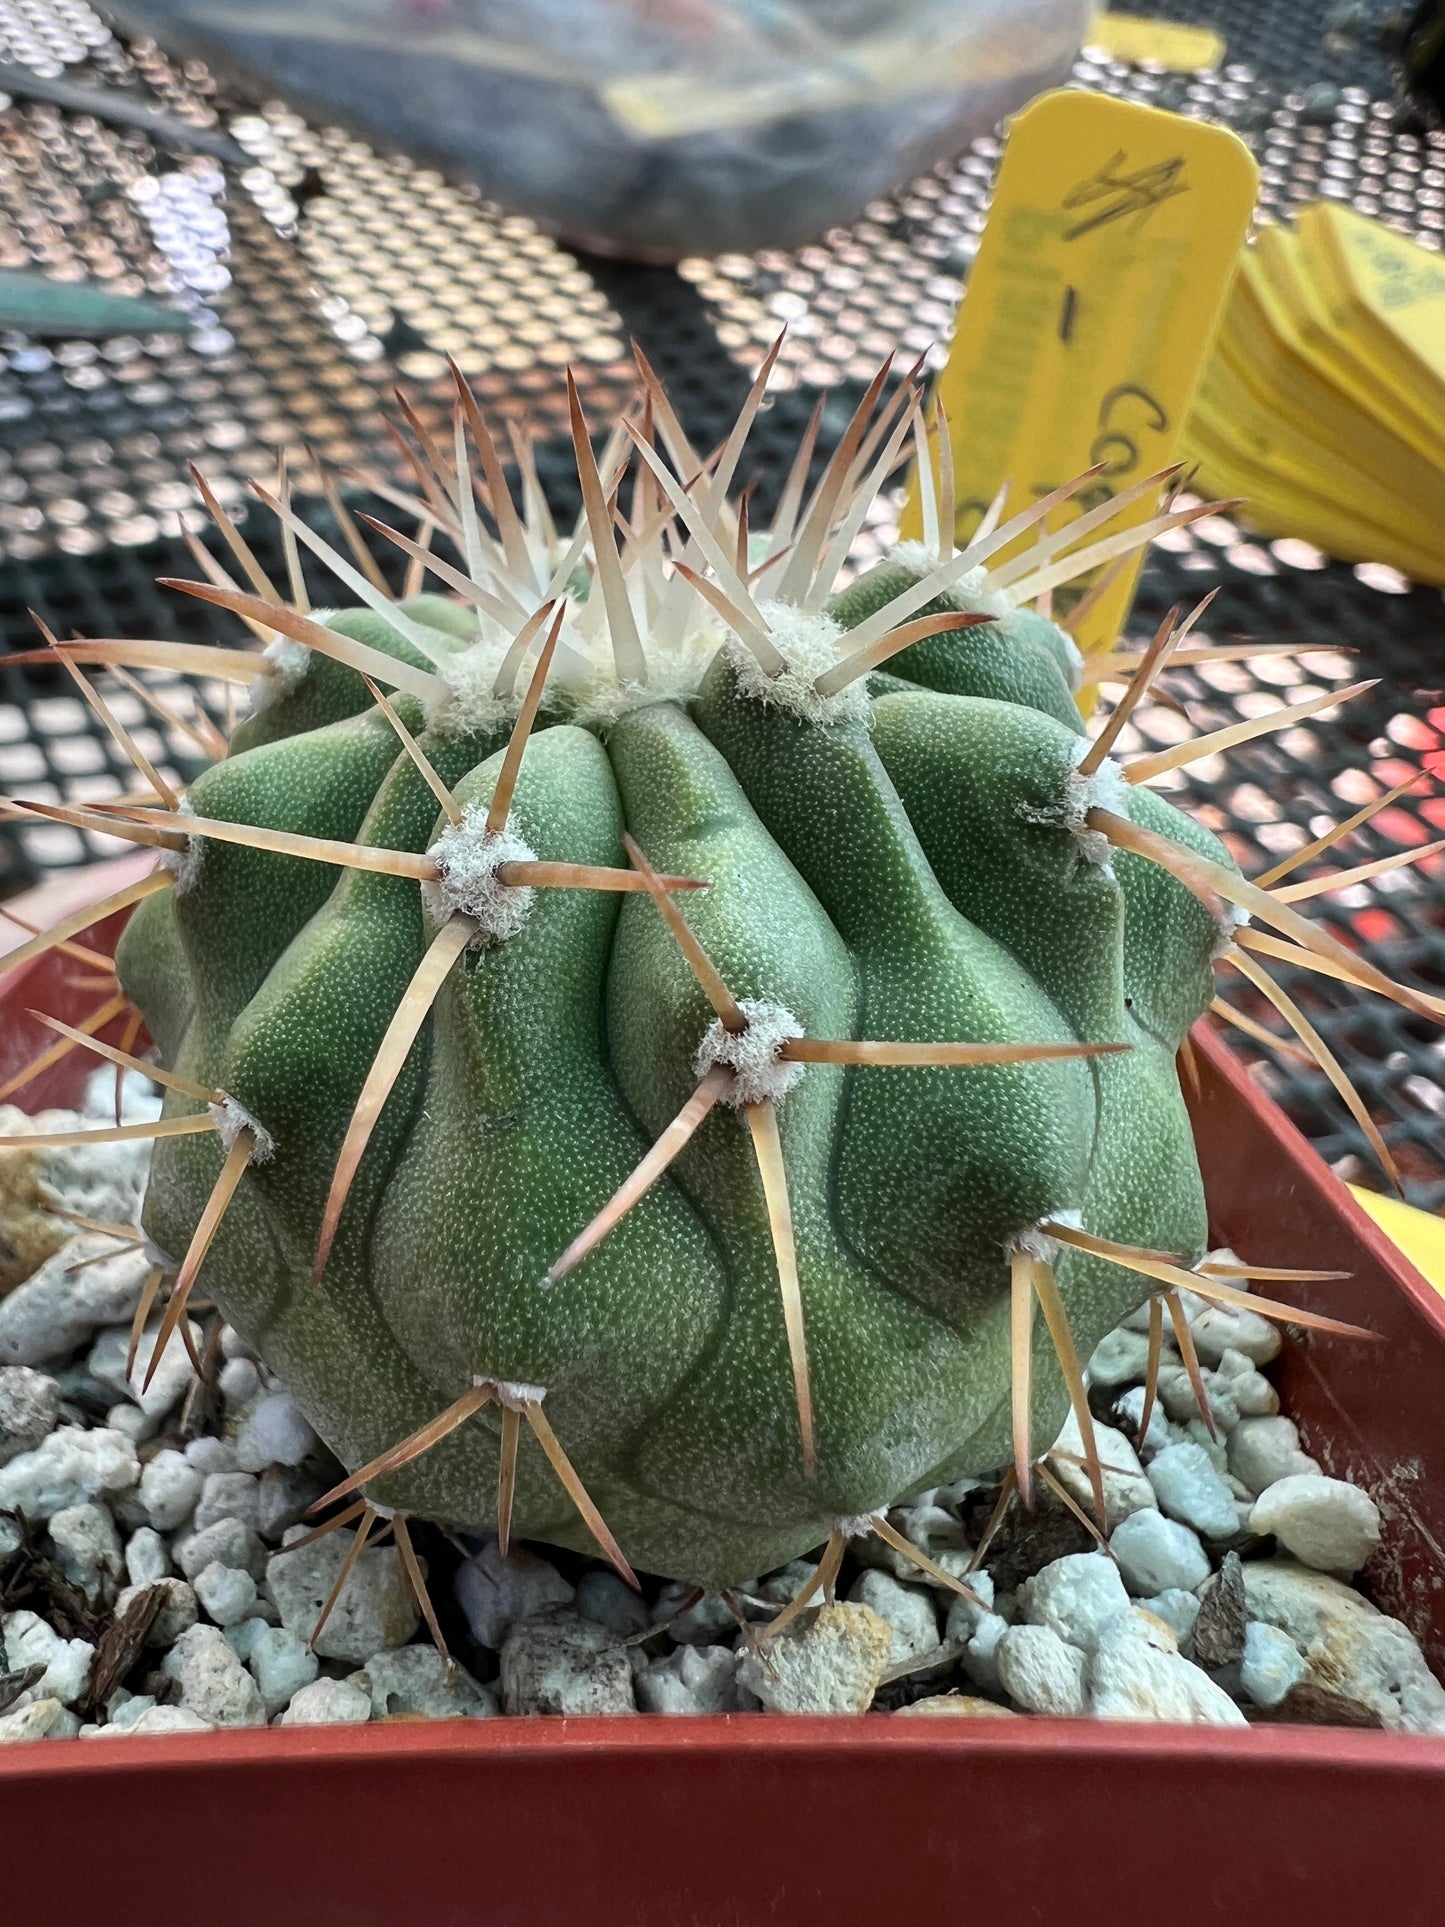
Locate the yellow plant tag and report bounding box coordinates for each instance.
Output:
[1084,13,1226,72]
[1309,202,1445,418]
[904,89,1256,656]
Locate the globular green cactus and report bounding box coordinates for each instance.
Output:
[10,363,1398,1598]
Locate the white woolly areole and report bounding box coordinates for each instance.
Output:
[423,807,537,946]
[836,1513,881,1540]
[248,636,312,717]
[472,1376,546,1411]
[1010,1208,1083,1266]
[160,834,203,897]
[889,543,1010,620]
[423,638,513,739]
[1017,737,1132,867]
[566,611,728,731]
[207,1094,275,1164]
[693,998,806,1108]
[1211,903,1250,959]
[729,603,871,728]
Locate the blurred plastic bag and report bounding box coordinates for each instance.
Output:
[113,0,1089,258]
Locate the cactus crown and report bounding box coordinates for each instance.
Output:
[0,348,1416,1606]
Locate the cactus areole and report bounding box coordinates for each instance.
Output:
[104,366,1272,1592]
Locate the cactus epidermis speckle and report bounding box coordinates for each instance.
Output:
[108,367,1252,1590]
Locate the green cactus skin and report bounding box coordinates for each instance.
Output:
[116,543,1239,1590]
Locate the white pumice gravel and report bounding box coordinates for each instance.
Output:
[737,1603,892,1714]
[268,1530,419,1663]
[0,1366,60,1466]
[1145,1442,1242,1540]
[1020,1553,1131,1653]
[501,1611,636,1716]
[1248,1474,1382,1574]
[847,1569,940,1666]
[279,1676,373,1727]
[1,1129,1439,1739]
[1110,1508,1212,1597]
[454,1537,574,1649]
[996,1624,1087,1717]
[1239,1620,1309,1708]
[246,1626,319,1720]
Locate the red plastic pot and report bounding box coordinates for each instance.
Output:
[3,866,1445,1927]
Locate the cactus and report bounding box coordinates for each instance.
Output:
[1,357,1417,1606]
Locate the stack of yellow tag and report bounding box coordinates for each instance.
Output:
[1185,201,1445,586]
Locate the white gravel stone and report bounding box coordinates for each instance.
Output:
[1157,1365,1237,1433]
[193,1561,259,1628]
[115,1578,197,1646]
[1211,1347,1280,1415]
[124,1526,172,1588]
[138,1449,203,1533]
[651,1582,739,1646]
[245,1626,318,1718]
[0,1697,64,1743]
[1239,1561,1445,1733]
[501,1611,637,1715]
[104,1403,156,1446]
[885,1502,970,1562]
[269,1528,419,1663]
[0,1366,59,1467]
[218,1357,261,1408]
[48,1500,123,1601]
[218,1325,251,1362]
[635,1644,747,1715]
[737,1603,892,1715]
[225,1617,270,1664]
[1249,1474,1381,1574]
[175,1517,266,1583]
[942,1567,996,1646]
[0,1424,138,1520]
[1146,1442,1240,1539]
[279,1676,372,1727]
[0,1240,152,1367]
[1110,1508,1211,1596]
[351,1645,497,1721]
[1112,1386,1184,1460]
[87,1705,214,1737]
[755,1559,818,1605]
[234,1393,316,1473]
[996,1624,1087,1717]
[1240,1620,1309,1707]
[1020,1553,1131,1654]
[454,1538,574,1650]
[255,1464,328,1543]
[1137,1589,1202,1647]
[1049,1413,1156,1524]
[1226,1416,1319,1496]
[1088,1610,1248,1725]
[192,1471,260,1536]
[1189,1304,1282,1367]
[1086,1328,1159,1389]
[184,1436,236,1474]
[87,1322,199,1421]
[847,1570,940,1667]
[160,1623,266,1727]
[959,1612,1009,1693]
[1,1609,94,1707]
[574,1569,650,1638]
[105,1692,156,1730]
